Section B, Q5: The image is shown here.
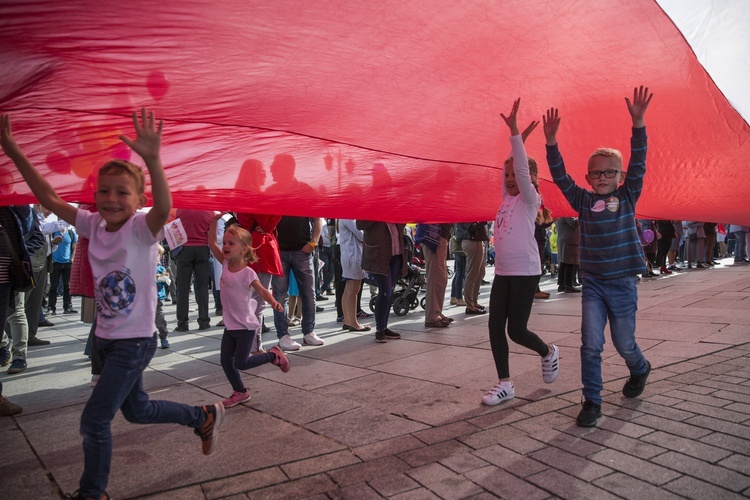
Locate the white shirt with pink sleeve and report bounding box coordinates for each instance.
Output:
[76,210,161,339]
[494,134,542,276]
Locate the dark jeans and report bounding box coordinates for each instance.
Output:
[49,261,72,311]
[220,329,274,392]
[320,246,334,292]
[488,275,548,380]
[79,335,205,498]
[176,246,211,329]
[373,255,402,331]
[450,254,466,299]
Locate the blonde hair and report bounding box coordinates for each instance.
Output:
[588,148,623,168]
[98,160,146,194]
[157,244,165,257]
[224,225,257,264]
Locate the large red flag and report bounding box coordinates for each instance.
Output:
[1,0,748,224]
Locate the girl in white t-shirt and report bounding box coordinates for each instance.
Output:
[482,99,559,407]
[208,214,288,408]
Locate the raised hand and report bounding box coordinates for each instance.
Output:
[625,85,653,128]
[521,120,539,143]
[542,108,560,146]
[119,108,163,162]
[0,114,21,157]
[500,98,521,136]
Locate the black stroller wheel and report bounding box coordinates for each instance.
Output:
[393,297,409,316]
[420,297,426,309]
[369,295,377,313]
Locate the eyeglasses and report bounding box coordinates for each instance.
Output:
[588,169,620,179]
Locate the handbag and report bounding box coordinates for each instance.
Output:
[450,236,465,256]
[0,223,36,293]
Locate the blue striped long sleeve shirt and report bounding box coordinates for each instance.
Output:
[546,127,648,279]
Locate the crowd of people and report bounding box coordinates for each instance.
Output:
[1,88,749,499]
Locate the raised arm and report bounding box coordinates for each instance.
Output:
[0,115,78,225]
[625,85,653,129]
[119,108,171,237]
[207,212,225,263]
[543,108,560,146]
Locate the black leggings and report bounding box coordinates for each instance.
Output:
[488,275,549,380]
[655,235,672,267]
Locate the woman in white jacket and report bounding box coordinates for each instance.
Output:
[338,219,371,331]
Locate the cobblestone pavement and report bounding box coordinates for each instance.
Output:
[2,259,749,499]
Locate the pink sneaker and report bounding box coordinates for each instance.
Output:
[222,390,250,408]
[269,345,290,373]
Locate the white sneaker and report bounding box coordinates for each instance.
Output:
[278,335,301,351]
[303,332,325,346]
[482,381,514,406]
[542,344,560,383]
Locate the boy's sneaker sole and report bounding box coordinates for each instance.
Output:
[623,361,651,398]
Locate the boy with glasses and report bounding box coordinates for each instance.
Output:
[543,86,654,427]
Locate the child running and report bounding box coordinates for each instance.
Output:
[543,85,654,427]
[208,213,289,408]
[1,108,224,500]
[482,98,560,406]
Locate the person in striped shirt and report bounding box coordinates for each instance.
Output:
[543,86,653,428]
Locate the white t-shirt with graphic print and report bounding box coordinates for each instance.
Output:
[76,210,161,340]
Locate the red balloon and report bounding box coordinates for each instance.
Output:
[146,71,169,101]
[46,151,72,174]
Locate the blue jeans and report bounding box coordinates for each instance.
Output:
[450,254,466,299]
[580,275,649,405]
[732,231,747,262]
[272,250,316,338]
[79,335,205,498]
[373,255,402,331]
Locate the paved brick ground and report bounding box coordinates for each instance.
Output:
[1,259,749,499]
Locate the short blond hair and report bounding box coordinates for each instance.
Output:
[97,160,146,194]
[588,148,623,169]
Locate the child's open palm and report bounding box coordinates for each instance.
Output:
[625,85,653,123]
[119,108,163,161]
[0,114,21,156]
[500,98,521,136]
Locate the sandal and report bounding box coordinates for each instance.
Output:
[347,324,372,332]
[425,319,450,328]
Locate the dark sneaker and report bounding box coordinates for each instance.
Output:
[28,337,51,346]
[384,328,401,340]
[64,308,78,314]
[576,399,602,427]
[195,403,225,455]
[0,347,11,367]
[357,310,374,319]
[174,325,189,332]
[38,319,55,327]
[375,330,387,343]
[7,359,27,374]
[160,338,170,349]
[0,395,23,416]
[623,361,651,398]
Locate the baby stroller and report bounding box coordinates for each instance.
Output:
[368,232,427,316]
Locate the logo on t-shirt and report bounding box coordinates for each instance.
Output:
[97,269,136,318]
